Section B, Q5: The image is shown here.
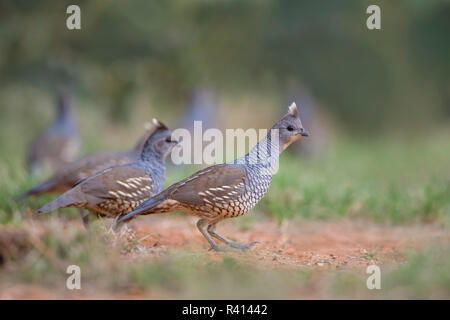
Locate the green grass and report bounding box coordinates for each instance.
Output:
[263,135,450,225]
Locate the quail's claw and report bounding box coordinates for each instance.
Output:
[228,241,260,250]
[209,245,244,253]
[246,241,260,248]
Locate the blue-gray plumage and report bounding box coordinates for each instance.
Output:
[36,119,178,222]
[178,87,218,132]
[172,87,220,168]
[27,92,80,177]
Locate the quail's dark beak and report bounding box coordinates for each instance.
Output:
[298,129,310,137]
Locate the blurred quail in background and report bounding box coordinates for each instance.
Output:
[27,92,80,177]
[177,86,219,132]
[285,81,334,158]
[173,86,220,168]
[119,103,309,251]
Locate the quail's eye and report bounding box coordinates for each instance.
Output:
[165,137,172,143]
[286,125,294,132]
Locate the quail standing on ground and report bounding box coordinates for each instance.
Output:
[119,103,309,251]
[36,119,178,225]
[27,92,80,177]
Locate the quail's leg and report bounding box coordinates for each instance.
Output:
[109,216,122,232]
[110,216,132,232]
[79,209,90,229]
[207,223,259,250]
[108,217,136,240]
[197,219,241,252]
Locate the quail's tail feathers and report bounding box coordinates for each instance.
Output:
[36,190,84,214]
[14,180,56,201]
[118,194,165,222]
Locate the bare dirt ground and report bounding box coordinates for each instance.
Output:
[128,215,449,269]
[1,215,448,299]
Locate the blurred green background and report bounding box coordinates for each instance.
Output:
[1,0,449,132]
[0,0,449,300]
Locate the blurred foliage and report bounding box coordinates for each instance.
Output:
[0,0,449,131]
[263,132,450,225]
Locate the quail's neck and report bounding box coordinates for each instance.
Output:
[129,141,144,158]
[56,102,74,123]
[233,130,280,176]
[138,154,166,192]
[51,105,77,134]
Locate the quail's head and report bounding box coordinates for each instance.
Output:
[272,102,309,151]
[149,118,179,159]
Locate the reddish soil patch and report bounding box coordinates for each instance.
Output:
[129,215,449,270]
[1,216,448,299]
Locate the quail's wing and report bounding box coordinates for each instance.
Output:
[168,164,248,204]
[79,165,156,201]
[68,153,134,188]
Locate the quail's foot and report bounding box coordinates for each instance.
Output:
[208,244,245,253]
[210,233,260,251]
[207,223,260,251]
[109,221,136,242]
